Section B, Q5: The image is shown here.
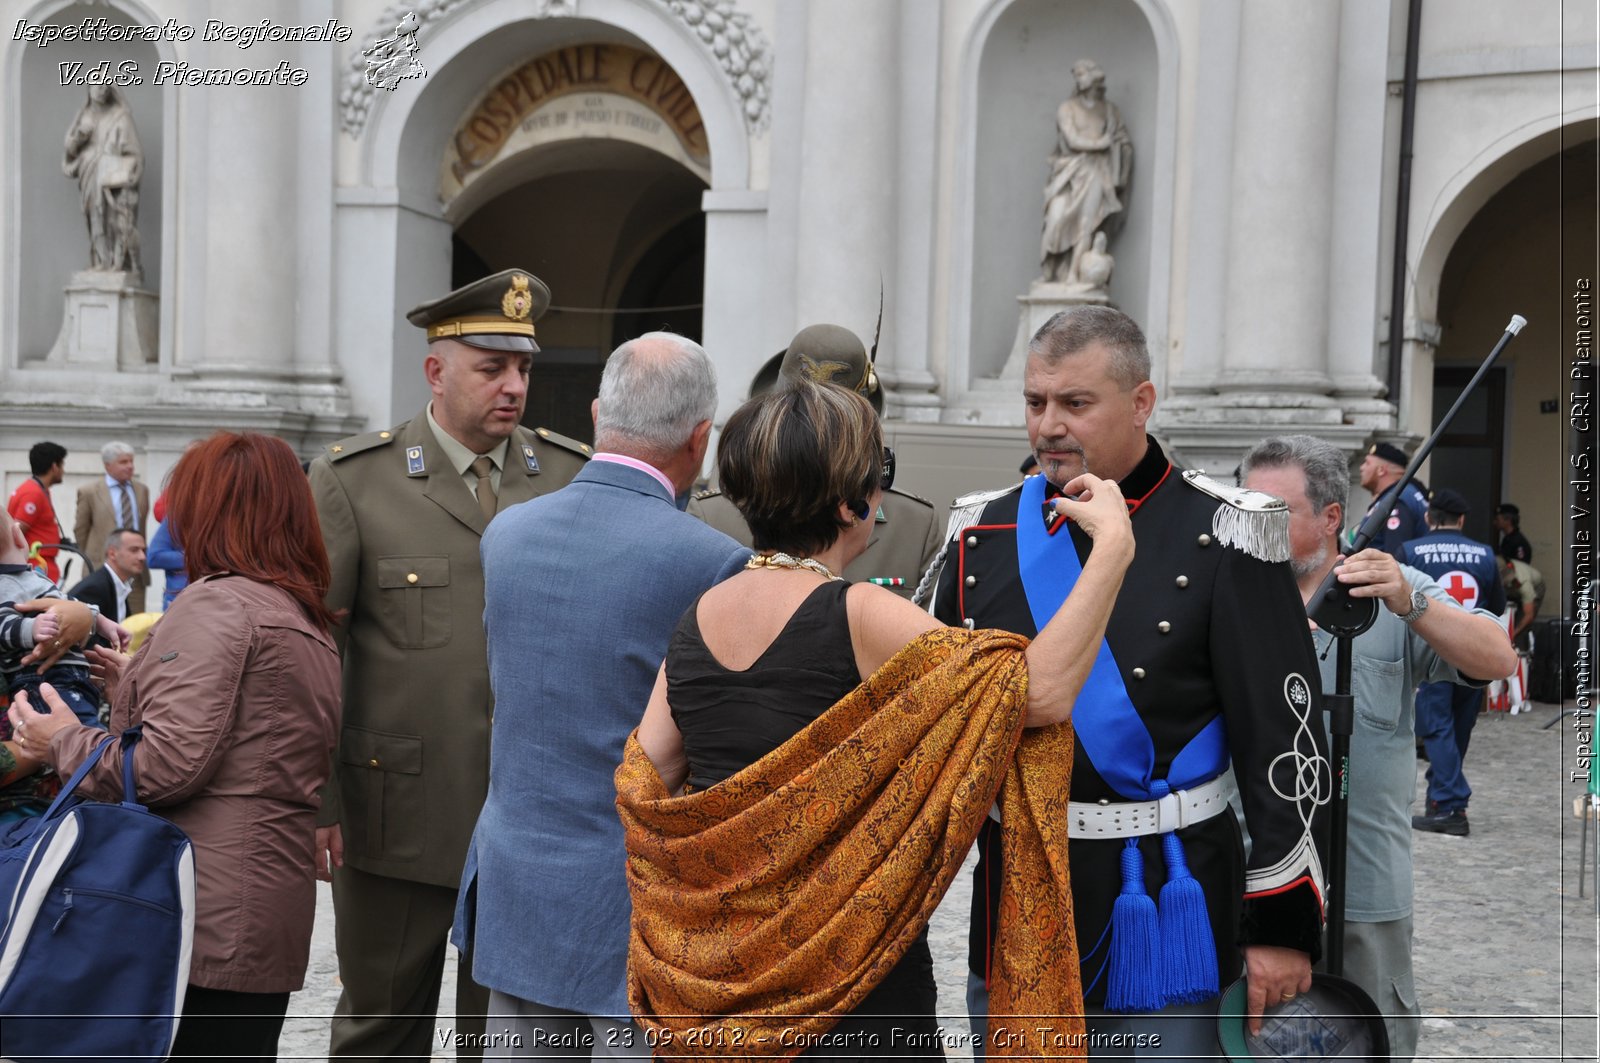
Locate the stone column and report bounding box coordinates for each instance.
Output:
[170,36,357,445]
[881,0,942,422]
[792,0,898,364]
[1162,0,1363,473]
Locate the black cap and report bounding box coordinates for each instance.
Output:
[405,268,549,353]
[1367,441,1409,468]
[1020,453,1041,475]
[1429,487,1470,515]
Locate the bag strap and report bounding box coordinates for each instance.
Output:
[30,733,119,832]
[120,725,145,810]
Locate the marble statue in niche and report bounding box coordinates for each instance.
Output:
[63,84,144,277]
[1040,59,1131,293]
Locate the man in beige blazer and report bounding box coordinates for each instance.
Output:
[309,269,589,1060]
[74,440,149,612]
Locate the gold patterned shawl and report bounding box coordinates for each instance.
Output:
[615,627,1085,1059]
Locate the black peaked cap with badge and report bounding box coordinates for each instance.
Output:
[688,322,942,598]
[406,268,551,353]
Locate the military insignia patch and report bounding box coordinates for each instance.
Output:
[522,443,540,473]
[502,274,533,321]
[406,445,426,475]
[875,505,887,524]
[798,353,851,385]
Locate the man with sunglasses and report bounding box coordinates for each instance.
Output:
[690,323,943,600]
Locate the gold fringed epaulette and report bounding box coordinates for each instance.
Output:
[1180,470,1291,563]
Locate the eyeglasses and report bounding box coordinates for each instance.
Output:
[880,446,896,492]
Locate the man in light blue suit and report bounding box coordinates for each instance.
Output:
[454,332,749,1057]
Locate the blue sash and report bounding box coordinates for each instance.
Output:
[1015,473,1224,1009]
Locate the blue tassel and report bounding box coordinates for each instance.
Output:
[1106,838,1164,1012]
[1158,831,1219,1004]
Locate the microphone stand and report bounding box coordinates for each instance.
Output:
[1305,314,1526,976]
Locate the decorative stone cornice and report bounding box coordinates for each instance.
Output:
[339,0,771,139]
[660,0,771,132]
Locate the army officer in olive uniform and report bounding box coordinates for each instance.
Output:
[689,323,943,598]
[309,270,591,1060]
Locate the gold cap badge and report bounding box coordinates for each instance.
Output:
[502,275,532,321]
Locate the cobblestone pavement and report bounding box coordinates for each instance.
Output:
[279,701,1599,1061]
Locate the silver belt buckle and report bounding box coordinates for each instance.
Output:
[1155,791,1183,833]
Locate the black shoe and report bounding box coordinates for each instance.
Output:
[1412,809,1469,836]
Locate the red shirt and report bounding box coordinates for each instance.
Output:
[7,477,61,582]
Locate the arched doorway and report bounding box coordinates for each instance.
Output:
[334,1,766,437]
[441,42,711,442]
[1428,134,1598,569]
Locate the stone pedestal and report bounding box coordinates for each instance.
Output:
[996,281,1111,381]
[45,270,157,370]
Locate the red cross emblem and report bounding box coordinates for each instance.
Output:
[1442,570,1480,609]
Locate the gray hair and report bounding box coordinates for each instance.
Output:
[100,441,134,464]
[593,332,718,457]
[1240,434,1350,518]
[1028,306,1151,389]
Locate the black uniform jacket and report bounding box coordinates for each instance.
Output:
[933,438,1329,1004]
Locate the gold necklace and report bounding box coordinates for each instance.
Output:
[745,551,842,581]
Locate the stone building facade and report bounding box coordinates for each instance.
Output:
[1,0,1594,597]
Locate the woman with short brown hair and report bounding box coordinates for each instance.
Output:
[619,380,1135,1058]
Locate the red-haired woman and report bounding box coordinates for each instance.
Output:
[7,432,342,1061]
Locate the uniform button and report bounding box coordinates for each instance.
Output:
[965,575,977,587]
[1158,621,1171,633]
[368,757,380,767]
[966,535,979,548]
[1197,534,1212,547]
[379,431,391,439]
[1175,575,1189,588]
[1097,798,1110,806]
[963,618,976,630]
[1132,667,1146,680]
[407,572,419,584]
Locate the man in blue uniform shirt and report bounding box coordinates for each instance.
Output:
[1354,442,1429,558]
[1402,488,1507,836]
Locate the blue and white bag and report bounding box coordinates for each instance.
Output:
[0,727,195,1062]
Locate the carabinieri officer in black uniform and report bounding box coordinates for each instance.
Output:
[927,307,1329,1055]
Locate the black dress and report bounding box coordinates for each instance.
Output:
[667,581,944,1060]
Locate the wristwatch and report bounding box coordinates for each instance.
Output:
[1397,589,1430,625]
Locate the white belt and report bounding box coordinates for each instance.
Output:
[1067,771,1237,840]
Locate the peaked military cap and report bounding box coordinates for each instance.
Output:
[406,268,550,353]
[748,323,883,413]
[1428,486,1470,515]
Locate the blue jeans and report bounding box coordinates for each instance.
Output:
[11,670,105,729]
[1416,681,1481,812]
